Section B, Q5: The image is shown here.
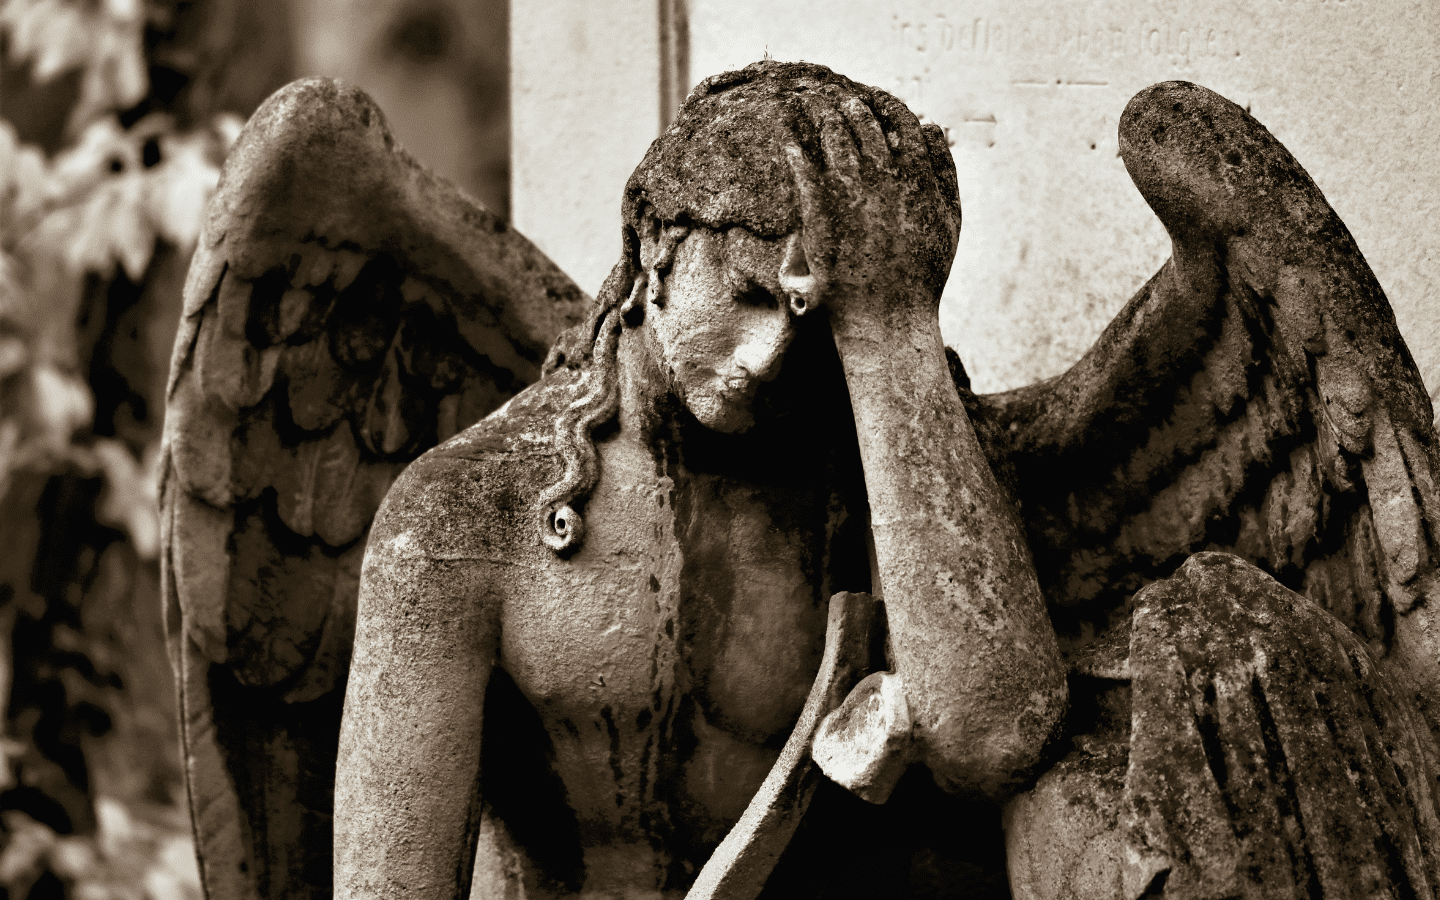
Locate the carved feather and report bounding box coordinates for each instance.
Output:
[1125,553,1440,899]
[970,81,1440,895]
[160,77,587,900]
[972,83,1440,684]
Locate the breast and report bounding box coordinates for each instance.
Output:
[671,477,830,741]
[494,442,835,849]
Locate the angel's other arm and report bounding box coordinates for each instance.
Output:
[334,453,501,900]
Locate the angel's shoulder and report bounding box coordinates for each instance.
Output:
[433,369,580,463]
[369,371,574,557]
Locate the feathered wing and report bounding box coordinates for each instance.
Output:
[1124,554,1440,898]
[967,82,1440,893]
[158,78,588,900]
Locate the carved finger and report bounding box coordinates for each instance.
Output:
[871,91,937,194]
[921,123,961,221]
[833,91,896,175]
[782,141,837,283]
[796,89,863,186]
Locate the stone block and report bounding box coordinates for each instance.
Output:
[513,1,1440,397]
[511,0,674,296]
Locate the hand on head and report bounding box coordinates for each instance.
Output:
[778,81,961,320]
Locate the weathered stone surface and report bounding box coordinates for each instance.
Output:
[511,0,677,296]
[171,58,1440,900]
[334,61,1066,899]
[1125,553,1440,899]
[811,670,912,804]
[688,592,879,898]
[161,76,585,900]
[1009,552,1440,900]
[1004,740,1128,900]
[515,2,1440,402]
[968,80,1440,712]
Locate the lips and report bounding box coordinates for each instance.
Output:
[717,373,755,402]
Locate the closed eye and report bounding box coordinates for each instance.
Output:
[735,283,779,309]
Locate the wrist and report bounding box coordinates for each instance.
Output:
[824,279,935,335]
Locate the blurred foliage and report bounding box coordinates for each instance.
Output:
[0,0,248,896]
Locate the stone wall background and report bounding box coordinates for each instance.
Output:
[514,0,1440,401]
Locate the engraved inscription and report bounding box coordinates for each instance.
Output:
[893,14,1243,66]
[889,12,1246,116]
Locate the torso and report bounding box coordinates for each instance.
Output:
[421,371,868,897]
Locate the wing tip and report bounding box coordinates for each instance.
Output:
[1117,81,1324,241]
[213,78,401,226]
[246,76,391,147]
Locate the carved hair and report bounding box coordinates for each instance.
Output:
[535,60,962,553]
[534,261,628,553]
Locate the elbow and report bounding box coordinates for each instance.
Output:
[815,666,1069,805]
[921,672,1070,802]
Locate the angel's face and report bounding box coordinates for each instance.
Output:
[646,226,798,433]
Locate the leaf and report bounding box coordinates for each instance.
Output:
[28,364,93,452]
[1,0,148,132]
[94,796,139,863]
[68,12,147,131]
[49,117,136,193]
[0,334,26,378]
[47,836,97,880]
[145,133,220,250]
[152,835,202,898]
[2,0,89,83]
[109,177,155,280]
[54,172,154,279]
[0,252,24,324]
[0,811,55,888]
[211,113,245,152]
[2,138,49,227]
[92,438,161,560]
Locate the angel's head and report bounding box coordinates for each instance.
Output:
[537,61,959,550]
[614,218,803,432]
[612,61,958,432]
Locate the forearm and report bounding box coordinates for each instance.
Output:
[334,543,496,899]
[830,298,1067,799]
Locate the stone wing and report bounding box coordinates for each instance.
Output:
[965,81,1440,732]
[158,78,587,900]
[1124,553,1440,898]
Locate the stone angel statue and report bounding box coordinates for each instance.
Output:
[162,62,1440,900]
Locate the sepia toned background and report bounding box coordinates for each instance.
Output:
[0,0,504,895]
[0,1,1435,897]
[516,0,1440,396]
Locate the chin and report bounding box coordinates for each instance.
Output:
[689,395,757,434]
[701,410,757,434]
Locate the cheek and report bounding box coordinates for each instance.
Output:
[660,318,742,378]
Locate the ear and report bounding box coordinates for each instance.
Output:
[779,231,819,316]
[621,271,648,325]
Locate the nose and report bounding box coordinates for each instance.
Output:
[732,308,793,383]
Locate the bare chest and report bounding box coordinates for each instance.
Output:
[495,436,835,847]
